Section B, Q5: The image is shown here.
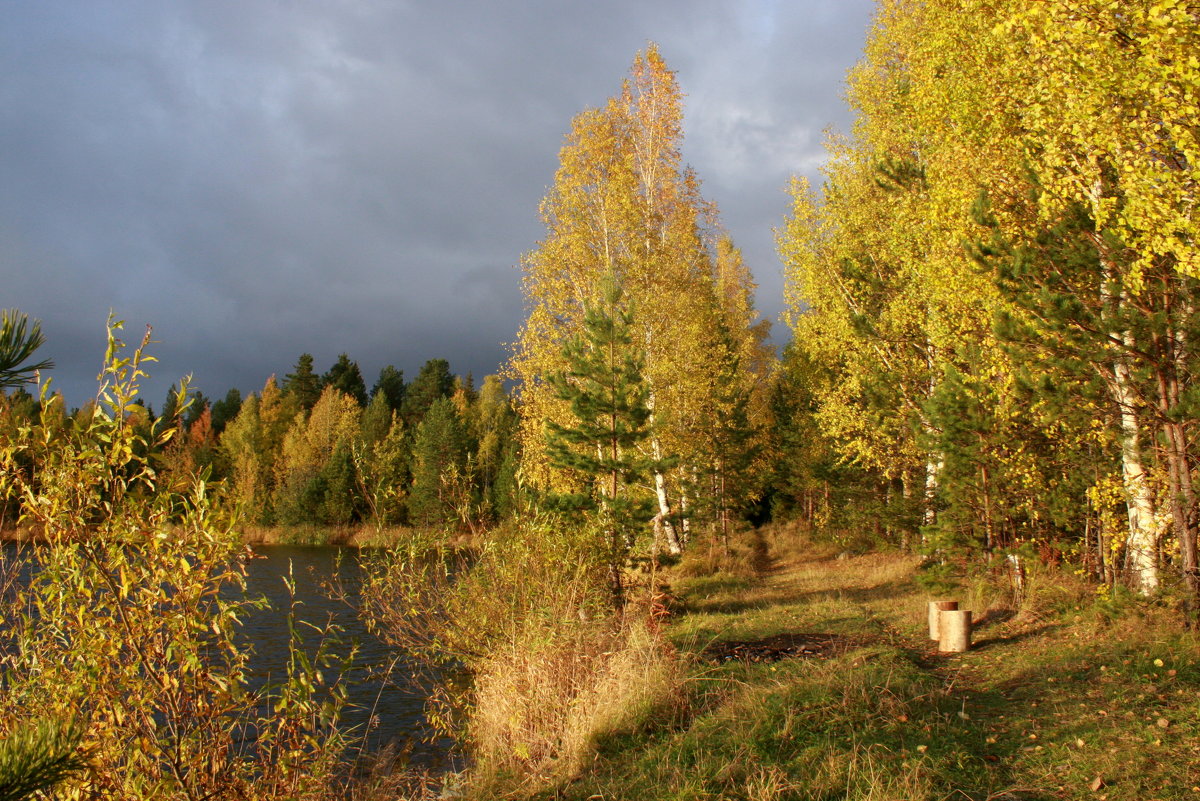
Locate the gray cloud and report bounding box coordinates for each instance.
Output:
[2,0,874,408]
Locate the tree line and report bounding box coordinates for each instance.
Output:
[1,351,521,533]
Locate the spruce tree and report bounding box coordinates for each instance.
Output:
[157,382,182,432]
[545,274,656,601]
[372,365,406,412]
[402,359,455,427]
[322,353,368,407]
[474,375,518,520]
[209,387,242,435]
[698,322,760,552]
[409,397,470,528]
[975,191,1200,601]
[182,390,209,429]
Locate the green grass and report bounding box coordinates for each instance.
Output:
[537,527,1200,800]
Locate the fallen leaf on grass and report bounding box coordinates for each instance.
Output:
[1089,776,1105,792]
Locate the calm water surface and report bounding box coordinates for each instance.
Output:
[240,545,453,767]
[1,542,453,769]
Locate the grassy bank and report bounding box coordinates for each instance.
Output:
[539,525,1200,800]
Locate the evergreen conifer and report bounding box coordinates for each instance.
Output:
[545,274,657,601]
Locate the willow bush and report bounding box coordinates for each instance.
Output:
[0,320,350,800]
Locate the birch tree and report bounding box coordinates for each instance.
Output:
[510,45,767,554]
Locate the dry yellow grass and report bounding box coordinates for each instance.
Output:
[466,612,683,798]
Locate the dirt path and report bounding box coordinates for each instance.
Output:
[743,539,1200,800]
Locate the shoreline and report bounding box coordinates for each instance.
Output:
[1,523,475,550]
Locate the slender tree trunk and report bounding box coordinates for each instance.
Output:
[921,345,942,531]
[922,448,941,529]
[1087,178,1160,595]
[715,470,724,556]
[1111,316,1160,594]
[679,469,693,548]
[653,465,681,555]
[980,461,995,553]
[1155,284,1198,615]
[645,388,681,555]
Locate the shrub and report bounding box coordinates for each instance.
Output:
[0,320,350,799]
[362,513,684,798]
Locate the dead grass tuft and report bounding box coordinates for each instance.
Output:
[673,533,766,579]
[466,612,684,798]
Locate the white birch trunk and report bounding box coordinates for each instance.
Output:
[923,452,941,529]
[921,347,942,531]
[679,477,691,548]
[645,386,682,556]
[1112,352,1160,593]
[1088,178,1159,594]
[653,464,682,556]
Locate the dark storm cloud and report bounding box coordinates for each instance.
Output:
[1,0,875,407]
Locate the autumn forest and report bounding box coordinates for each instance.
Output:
[1,1,1198,798]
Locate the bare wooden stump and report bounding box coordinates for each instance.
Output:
[928,600,958,641]
[938,609,972,652]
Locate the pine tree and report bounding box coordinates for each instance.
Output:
[372,365,406,413]
[182,390,209,430]
[408,397,470,528]
[473,375,518,521]
[157,382,183,433]
[0,309,53,390]
[545,274,656,601]
[974,190,1200,598]
[283,353,322,411]
[210,387,242,435]
[317,444,359,526]
[697,322,760,552]
[510,46,766,555]
[402,359,454,428]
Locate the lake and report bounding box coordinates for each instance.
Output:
[1,542,455,771]
[241,545,454,768]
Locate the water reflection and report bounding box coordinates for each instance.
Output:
[240,545,453,768]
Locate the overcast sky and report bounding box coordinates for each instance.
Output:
[2,0,876,409]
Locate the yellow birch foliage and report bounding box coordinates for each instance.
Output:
[997,0,1199,282]
[511,45,768,513]
[781,0,1191,543]
[780,0,1024,480]
[277,385,361,483]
